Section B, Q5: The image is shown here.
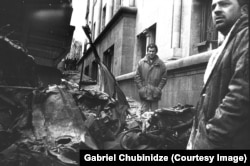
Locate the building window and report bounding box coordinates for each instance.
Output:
[197,0,218,52]
[101,5,106,31]
[137,34,147,59]
[84,65,89,76]
[103,45,114,72]
[137,23,157,58]
[147,24,156,45]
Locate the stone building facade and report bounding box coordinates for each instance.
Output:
[79,0,222,108]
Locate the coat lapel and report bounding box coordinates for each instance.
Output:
[201,19,238,95]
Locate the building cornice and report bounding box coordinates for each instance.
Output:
[94,6,137,44]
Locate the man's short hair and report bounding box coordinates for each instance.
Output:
[147,43,158,53]
[237,0,249,7]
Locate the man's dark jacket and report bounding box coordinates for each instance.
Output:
[188,14,249,149]
[134,55,167,101]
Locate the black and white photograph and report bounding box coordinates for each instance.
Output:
[0,0,249,165]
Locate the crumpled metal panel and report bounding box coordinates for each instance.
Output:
[32,85,98,150]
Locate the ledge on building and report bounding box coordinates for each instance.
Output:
[165,49,214,70]
[116,50,215,81]
[116,71,136,81]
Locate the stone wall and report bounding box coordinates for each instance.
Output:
[117,50,212,108]
[160,64,205,107]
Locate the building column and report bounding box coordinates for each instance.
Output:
[95,0,102,37]
[106,1,112,25]
[114,0,121,13]
[167,0,182,60]
[172,0,182,48]
[129,0,135,6]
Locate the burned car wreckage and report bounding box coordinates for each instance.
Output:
[0,1,194,165]
[0,35,195,165]
[0,1,127,165]
[0,35,128,165]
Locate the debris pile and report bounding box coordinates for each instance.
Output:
[0,36,128,165]
[0,35,195,165]
[120,103,195,150]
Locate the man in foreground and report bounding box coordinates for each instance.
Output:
[187,0,249,149]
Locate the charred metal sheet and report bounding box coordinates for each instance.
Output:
[32,85,98,150]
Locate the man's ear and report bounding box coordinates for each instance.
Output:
[241,4,248,15]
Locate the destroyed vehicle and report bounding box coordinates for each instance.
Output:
[0,31,129,166]
[120,104,195,150]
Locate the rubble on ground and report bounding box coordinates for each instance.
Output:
[0,36,127,165]
[0,36,194,165]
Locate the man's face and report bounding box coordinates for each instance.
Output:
[211,0,242,35]
[147,47,157,59]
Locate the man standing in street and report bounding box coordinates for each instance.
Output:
[187,0,249,149]
[134,43,167,114]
